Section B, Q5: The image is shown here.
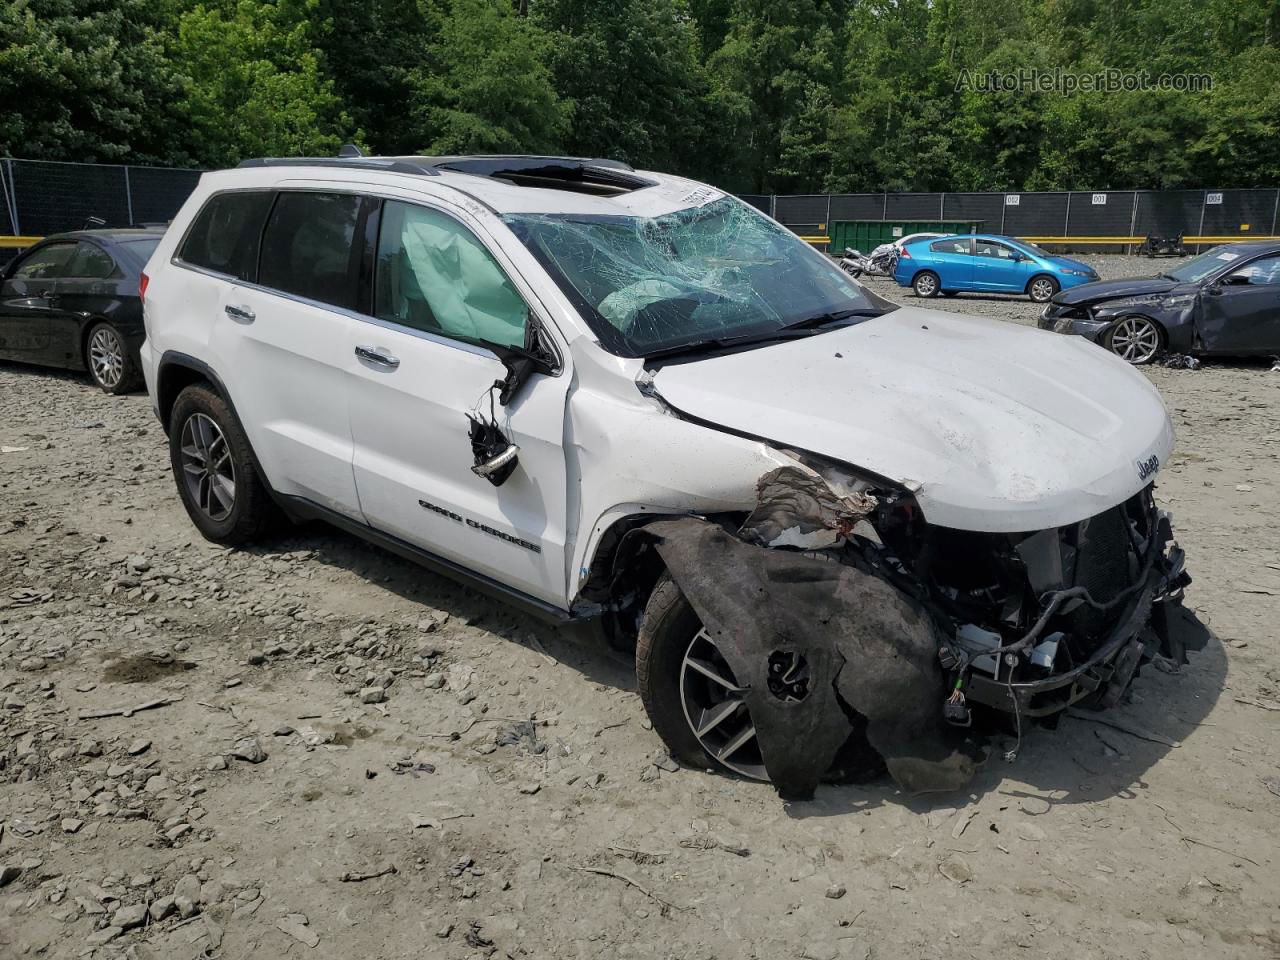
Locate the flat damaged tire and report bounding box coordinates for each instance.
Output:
[637,575,768,780]
[637,574,885,786]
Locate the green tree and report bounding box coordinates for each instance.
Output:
[411,0,568,154]
[0,0,180,163]
[535,0,717,176]
[169,0,356,166]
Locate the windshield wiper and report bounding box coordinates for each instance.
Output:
[642,308,884,362]
[778,307,883,331]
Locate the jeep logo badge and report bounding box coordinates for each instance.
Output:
[1137,454,1160,481]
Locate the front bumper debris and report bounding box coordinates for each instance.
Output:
[642,465,1194,800]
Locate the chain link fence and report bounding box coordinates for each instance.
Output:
[3,158,1276,261]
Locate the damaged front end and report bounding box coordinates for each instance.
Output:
[639,461,1192,800]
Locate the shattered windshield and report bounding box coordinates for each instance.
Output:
[503,197,881,357]
[1162,246,1240,283]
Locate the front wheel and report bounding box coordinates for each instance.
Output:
[86,322,141,394]
[168,384,278,544]
[637,577,768,780]
[913,271,940,298]
[1028,275,1059,303]
[1105,315,1164,365]
[636,576,883,784]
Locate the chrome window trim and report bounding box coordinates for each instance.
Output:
[171,184,566,376]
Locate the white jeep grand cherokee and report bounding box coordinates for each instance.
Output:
[140,155,1191,796]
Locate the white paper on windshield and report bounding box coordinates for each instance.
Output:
[1216,251,1240,261]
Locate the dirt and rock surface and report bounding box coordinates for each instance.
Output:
[2,254,1279,960]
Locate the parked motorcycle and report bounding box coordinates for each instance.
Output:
[838,247,869,277]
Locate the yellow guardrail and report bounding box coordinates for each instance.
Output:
[1019,236,1280,245]
[799,235,831,246]
[0,235,44,248]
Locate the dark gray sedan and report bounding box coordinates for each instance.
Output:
[0,228,163,392]
[1039,242,1280,364]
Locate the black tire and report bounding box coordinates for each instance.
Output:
[1027,274,1059,303]
[85,322,141,394]
[636,575,885,784]
[912,271,940,298]
[636,575,714,770]
[168,383,278,545]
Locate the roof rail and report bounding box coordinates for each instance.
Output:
[236,154,639,179]
[236,156,441,176]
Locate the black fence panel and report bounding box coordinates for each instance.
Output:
[1199,188,1278,236]
[1133,190,1202,238]
[128,166,203,225]
[1064,191,1137,235]
[737,194,771,215]
[1001,192,1069,236]
[829,194,884,221]
[773,195,829,226]
[942,193,1003,230]
[0,162,16,234]
[12,160,130,235]
[884,193,944,220]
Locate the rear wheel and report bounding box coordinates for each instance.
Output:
[1105,315,1164,365]
[168,384,278,544]
[913,271,940,298]
[85,322,140,394]
[1028,275,1059,303]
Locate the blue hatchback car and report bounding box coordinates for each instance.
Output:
[892,234,1098,303]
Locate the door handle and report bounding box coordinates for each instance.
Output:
[224,304,256,322]
[355,345,400,369]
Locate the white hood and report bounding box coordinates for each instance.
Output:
[651,308,1175,532]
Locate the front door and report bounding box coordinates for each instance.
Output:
[1199,254,1280,354]
[0,240,78,361]
[972,239,1028,292]
[346,198,571,607]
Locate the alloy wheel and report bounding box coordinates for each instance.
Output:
[88,327,125,390]
[914,273,937,297]
[179,413,236,521]
[679,627,768,781]
[1030,277,1056,302]
[1109,316,1161,364]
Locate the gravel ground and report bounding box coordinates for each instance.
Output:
[2,254,1279,960]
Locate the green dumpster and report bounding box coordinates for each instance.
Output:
[828,220,982,254]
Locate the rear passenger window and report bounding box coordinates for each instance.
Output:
[930,239,970,255]
[179,192,272,281]
[258,192,362,310]
[374,200,528,350]
[67,243,116,279]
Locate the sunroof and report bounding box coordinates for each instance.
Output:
[433,157,656,196]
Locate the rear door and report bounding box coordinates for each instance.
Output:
[346,197,571,606]
[926,237,974,289]
[1198,254,1280,354]
[0,241,78,361]
[211,189,367,518]
[43,240,121,368]
[972,238,1027,292]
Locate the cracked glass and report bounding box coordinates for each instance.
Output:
[503,197,874,357]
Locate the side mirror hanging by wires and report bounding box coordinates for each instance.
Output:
[468,380,520,486]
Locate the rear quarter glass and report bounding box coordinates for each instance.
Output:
[178,192,274,281]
